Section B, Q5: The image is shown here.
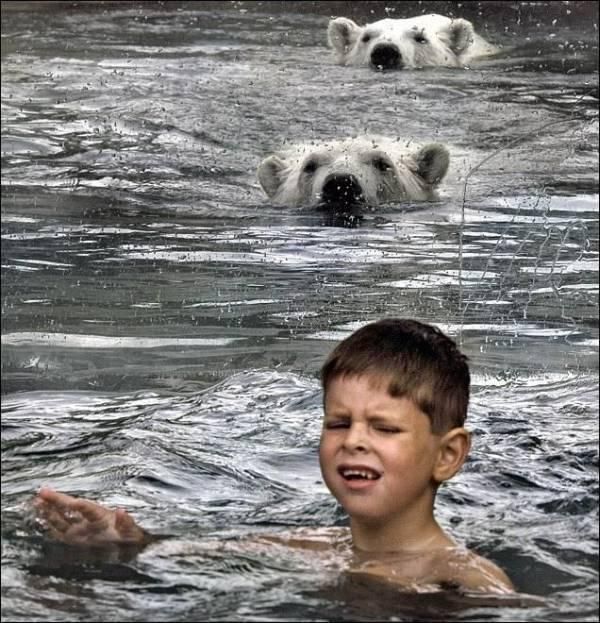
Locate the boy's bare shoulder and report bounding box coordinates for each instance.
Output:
[348,547,514,595]
[254,532,514,594]
[444,548,514,594]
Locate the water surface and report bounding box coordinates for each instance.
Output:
[1,1,598,621]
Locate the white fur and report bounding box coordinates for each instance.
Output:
[328,14,498,69]
[257,136,450,208]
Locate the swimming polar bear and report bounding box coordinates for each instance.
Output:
[257,136,450,209]
[328,14,498,70]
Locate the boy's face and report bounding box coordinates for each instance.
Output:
[319,373,443,525]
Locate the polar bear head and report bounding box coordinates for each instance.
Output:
[257,137,450,209]
[328,14,487,70]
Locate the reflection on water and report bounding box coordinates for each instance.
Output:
[1,1,598,622]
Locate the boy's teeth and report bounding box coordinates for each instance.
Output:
[342,469,379,480]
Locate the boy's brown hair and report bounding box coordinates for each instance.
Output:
[320,318,470,434]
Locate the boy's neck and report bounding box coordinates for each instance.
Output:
[349,509,454,554]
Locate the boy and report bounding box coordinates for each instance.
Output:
[34,318,514,594]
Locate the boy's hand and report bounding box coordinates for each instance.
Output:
[33,487,149,547]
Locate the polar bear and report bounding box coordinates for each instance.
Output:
[257,136,450,209]
[328,14,498,70]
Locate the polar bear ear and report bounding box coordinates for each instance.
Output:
[258,155,286,198]
[415,143,450,185]
[327,17,362,54]
[447,18,475,55]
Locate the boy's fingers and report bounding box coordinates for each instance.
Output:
[115,509,135,533]
[34,489,145,546]
[115,509,144,541]
[33,495,56,514]
[44,508,71,533]
[46,523,67,543]
[115,508,130,524]
[36,488,109,522]
[33,498,50,515]
[37,487,76,506]
[69,498,109,522]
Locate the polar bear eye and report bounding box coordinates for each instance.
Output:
[361,33,372,44]
[372,157,392,173]
[303,159,318,174]
[414,32,428,44]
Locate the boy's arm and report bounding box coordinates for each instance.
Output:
[33,487,155,548]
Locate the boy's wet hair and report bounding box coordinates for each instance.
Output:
[320,318,470,433]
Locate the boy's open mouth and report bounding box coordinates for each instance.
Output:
[338,466,381,481]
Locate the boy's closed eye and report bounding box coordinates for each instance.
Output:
[324,418,402,433]
[324,418,351,429]
[373,424,401,433]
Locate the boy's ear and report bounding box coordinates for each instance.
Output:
[433,428,471,483]
[257,154,286,198]
[327,17,362,54]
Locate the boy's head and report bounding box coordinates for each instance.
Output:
[320,318,469,434]
[319,319,472,531]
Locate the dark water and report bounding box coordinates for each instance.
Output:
[1,1,598,621]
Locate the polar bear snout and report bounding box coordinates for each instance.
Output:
[320,174,365,207]
[370,44,403,70]
[257,137,451,208]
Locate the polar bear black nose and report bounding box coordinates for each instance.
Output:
[321,174,365,206]
[370,44,402,70]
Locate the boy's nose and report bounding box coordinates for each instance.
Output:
[342,425,370,452]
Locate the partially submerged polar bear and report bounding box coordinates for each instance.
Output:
[328,14,498,70]
[257,137,449,209]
